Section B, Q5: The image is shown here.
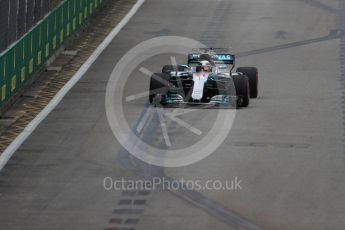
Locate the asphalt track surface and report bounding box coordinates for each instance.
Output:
[1,0,345,229]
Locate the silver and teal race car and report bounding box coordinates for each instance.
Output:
[149,48,258,108]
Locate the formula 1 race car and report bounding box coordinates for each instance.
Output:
[149,48,258,108]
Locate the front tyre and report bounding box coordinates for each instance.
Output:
[236,67,258,98]
[232,75,250,108]
[149,73,170,104]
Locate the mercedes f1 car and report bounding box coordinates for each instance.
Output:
[149,48,258,108]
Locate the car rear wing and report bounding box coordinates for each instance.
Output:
[188,53,235,65]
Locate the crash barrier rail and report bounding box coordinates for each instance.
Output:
[0,0,104,108]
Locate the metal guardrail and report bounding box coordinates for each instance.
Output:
[0,0,104,108]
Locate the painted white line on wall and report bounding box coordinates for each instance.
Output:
[0,0,146,171]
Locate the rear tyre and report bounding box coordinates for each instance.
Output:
[149,73,170,104]
[232,75,250,108]
[236,67,258,98]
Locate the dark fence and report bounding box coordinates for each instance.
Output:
[0,0,63,53]
[0,0,104,107]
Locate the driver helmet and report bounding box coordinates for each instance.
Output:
[199,60,212,72]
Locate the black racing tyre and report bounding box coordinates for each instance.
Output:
[232,75,250,108]
[162,65,178,73]
[149,73,170,104]
[236,67,258,98]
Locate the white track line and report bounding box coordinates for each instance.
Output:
[0,0,146,171]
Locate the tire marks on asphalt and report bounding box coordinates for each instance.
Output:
[338,0,345,166]
[236,30,341,58]
[200,0,232,47]
[297,0,339,14]
[115,104,264,230]
[105,190,151,230]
